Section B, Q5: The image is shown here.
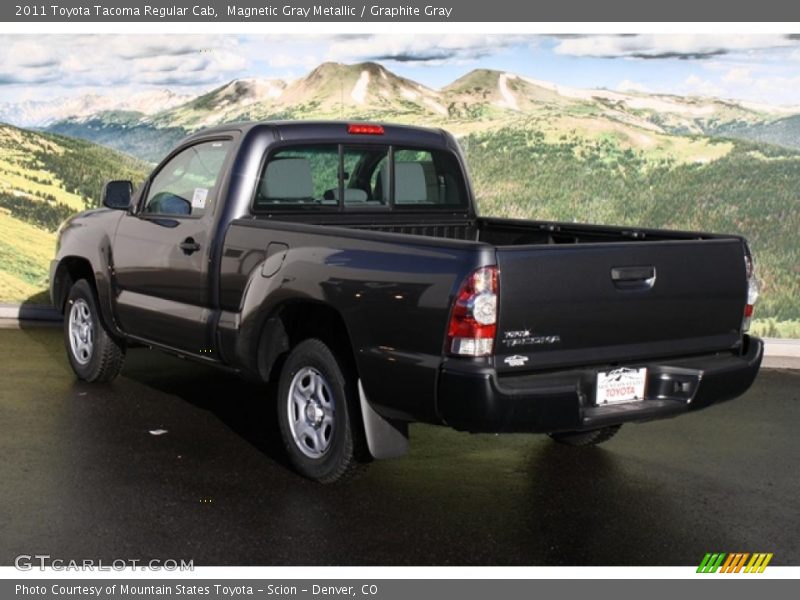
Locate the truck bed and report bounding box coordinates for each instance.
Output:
[233,212,748,375]
[262,213,723,245]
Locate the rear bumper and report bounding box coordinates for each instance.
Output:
[436,335,764,433]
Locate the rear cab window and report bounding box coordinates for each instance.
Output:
[252,143,467,212]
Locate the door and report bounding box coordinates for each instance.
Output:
[112,139,232,352]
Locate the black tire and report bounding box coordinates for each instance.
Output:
[277,338,369,483]
[549,424,622,447]
[63,279,126,383]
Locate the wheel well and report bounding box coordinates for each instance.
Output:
[257,302,358,384]
[53,257,96,313]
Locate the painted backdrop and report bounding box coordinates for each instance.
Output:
[0,34,798,336]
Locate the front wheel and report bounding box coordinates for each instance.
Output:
[549,424,622,447]
[277,338,370,483]
[63,279,126,382]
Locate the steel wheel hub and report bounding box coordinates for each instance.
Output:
[287,366,335,459]
[68,299,94,366]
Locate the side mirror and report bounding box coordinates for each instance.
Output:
[102,180,133,210]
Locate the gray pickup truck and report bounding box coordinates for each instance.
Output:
[50,121,763,482]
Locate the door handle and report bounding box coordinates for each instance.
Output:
[611,266,656,290]
[179,238,201,255]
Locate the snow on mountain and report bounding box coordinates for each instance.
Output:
[0,89,193,127]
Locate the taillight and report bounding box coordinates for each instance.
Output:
[447,266,498,357]
[742,253,759,332]
[347,123,384,135]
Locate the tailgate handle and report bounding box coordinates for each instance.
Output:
[611,266,656,290]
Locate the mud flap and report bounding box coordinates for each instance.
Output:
[358,380,409,459]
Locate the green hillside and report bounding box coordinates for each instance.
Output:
[0,123,149,303]
[710,114,800,151]
[0,211,56,302]
[48,115,186,163]
[462,125,800,327]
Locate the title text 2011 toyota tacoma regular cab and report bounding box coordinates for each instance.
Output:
[50,121,763,482]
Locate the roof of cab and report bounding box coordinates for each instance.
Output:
[181,120,452,149]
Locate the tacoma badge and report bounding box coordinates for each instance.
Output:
[504,355,529,367]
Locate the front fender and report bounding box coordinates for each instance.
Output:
[51,209,126,336]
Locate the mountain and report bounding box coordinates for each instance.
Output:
[709,114,800,150]
[273,61,446,116]
[443,69,573,115]
[43,62,455,161]
[150,62,448,128]
[0,89,191,128]
[0,123,149,301]
[148,78,287,130]
[33,63,800,165]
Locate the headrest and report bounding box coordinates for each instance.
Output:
[261,158,314,200]
[381,162,427,204]
[332,188,369,203]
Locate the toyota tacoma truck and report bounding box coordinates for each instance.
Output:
[50,121,763,482]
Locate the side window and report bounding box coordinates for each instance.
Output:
[254,146,339,209]
[392,148,467,208]
[143,140,231,217]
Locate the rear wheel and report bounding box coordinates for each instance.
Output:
[549,424,622,447]
[63,279,126,382]
[277,338,369,483]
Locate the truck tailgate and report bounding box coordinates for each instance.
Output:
[494,238,747,372]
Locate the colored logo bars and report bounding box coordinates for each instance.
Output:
[697,553,773,573]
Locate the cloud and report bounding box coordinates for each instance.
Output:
[266,53,320,70]
[680,74,723,97]
[114,42,206,60]
[325,34,536,64]
[5,41,60,68]
[722,67,753,84]
[616,79,652,93]
[4,33,800,108]
[750,74,800,98]
[0,70,59,85]
[0,38,59,85]
[0,35,249,89]
[628,50,726,60]
[371,52,458,63]
[0,40,62,84]
[553,34,797,60]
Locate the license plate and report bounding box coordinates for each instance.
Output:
[595,367,647,405]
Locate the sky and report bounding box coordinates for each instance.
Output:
[2,34,800,107]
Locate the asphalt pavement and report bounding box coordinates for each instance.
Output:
[1,326,798,566]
